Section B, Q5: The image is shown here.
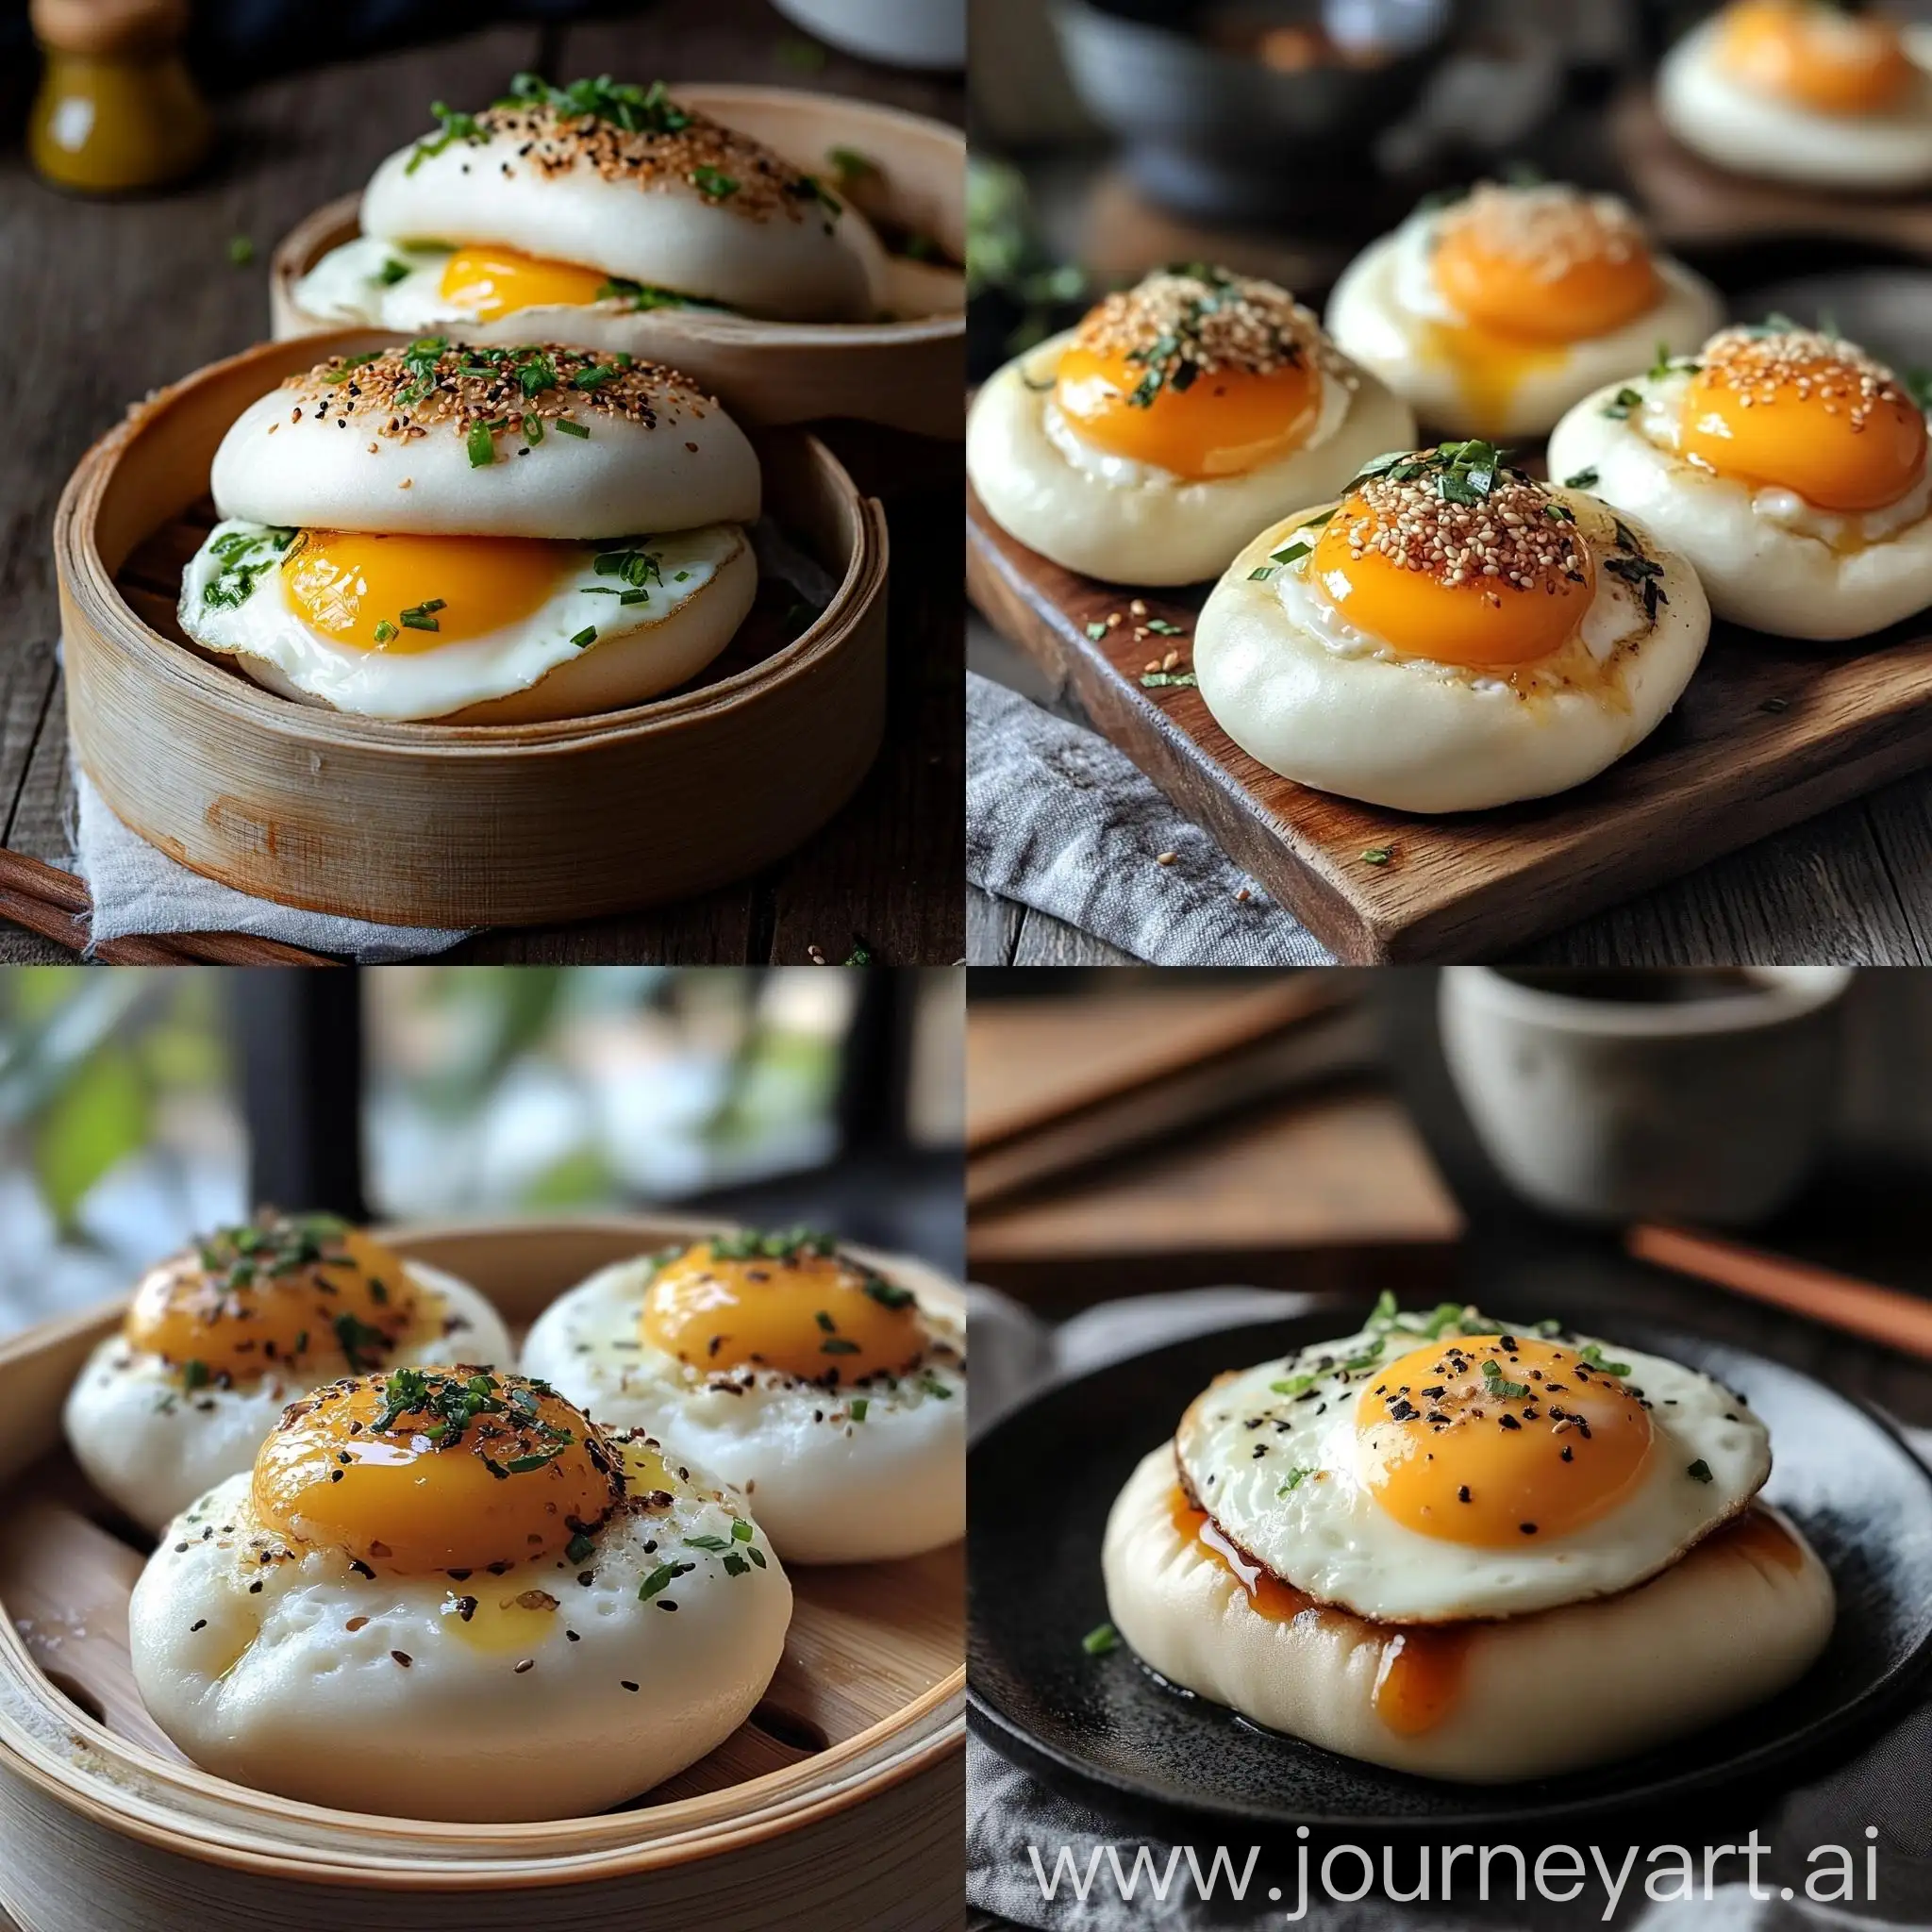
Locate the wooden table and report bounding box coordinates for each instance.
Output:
[967,621,1932,967]
[0,0,963,966]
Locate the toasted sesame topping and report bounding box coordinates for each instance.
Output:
[1073,265,1344,404]
[415,75,835,225]
[281,340,713,455]
[1337,452,1589,596]
[1435,181,1649,284]
[1694,325,1907,431]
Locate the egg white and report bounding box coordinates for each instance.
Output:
[62,1261,510,1535]
[1174,1311,1771,1624]
[356,115,884,325]
[1547,370,1932,641]
[520,1253,965,1565]
[208,371,760,541]
[1658,15,1932,190]
[1324,207,1723,441]
[965,326,1417,587]
[1103,1443,1833,1783]
[128,1438,791,1821]
[176,518,756,723]
[1191,491,1710,812]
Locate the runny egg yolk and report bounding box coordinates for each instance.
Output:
[642,1239,925,1381]
[1718,0,1916,114]
[252,1370,620,1574]
[284,532,571,650]
[125,1213,422,1381]
[1309,478,1592,668]
[1432,206,1660,346]
[1678,333,1928,513]
[1052,342,1320,481]
[1357,1335,1654,1547]
[438,245,613,321]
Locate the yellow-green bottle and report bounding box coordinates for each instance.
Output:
[28,0,213,194]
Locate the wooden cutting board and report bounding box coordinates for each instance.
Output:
[967,482,1932,962]
[1610,86,1932,259]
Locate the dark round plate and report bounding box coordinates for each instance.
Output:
[969,1295,1932,1833]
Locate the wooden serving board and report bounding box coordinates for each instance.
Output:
[968,483,1932,962]
[1611,86,1932,260]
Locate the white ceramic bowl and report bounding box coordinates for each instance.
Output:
[1439,966,1854,1226]
[772,0,965,69]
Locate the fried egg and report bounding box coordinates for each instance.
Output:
[63,1210,512,1534]
[1191,442,1710,812]
[129,1368,791,1820]
[1658,2,1932,190]
[292,74,884,341]
[1325,182,1723,441]
[966,266,1417,585]
[520,1229,964,1565]
[1547,324,1932,640]
[1099,1303,1834,1781]
[175,341,760,723]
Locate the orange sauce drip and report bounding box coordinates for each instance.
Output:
[1166,1483,1470,1734]
[1706,1504,1805,1574]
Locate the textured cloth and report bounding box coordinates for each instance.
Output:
[966,1286,1932,1931]
[966,673,1333,966]
[71,763,468,963]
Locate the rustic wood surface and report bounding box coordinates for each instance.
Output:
[969,480,1932,965]
[0,0,963,966]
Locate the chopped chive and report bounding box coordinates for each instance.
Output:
[570,625,598,648]
[466,421,495,467]
[554,418,590,438]
[850,1398,869,1422]
[373,619,397,644]
[1082,1622,1121,1657]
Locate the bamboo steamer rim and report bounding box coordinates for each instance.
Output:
[270,82,966,351]
[54,335,880,757]
[0,1215,965,1890]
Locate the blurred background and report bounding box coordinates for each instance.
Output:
[966,967,1932,1426]
[0,966,962,1332]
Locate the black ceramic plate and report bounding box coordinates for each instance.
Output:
[969,1296,1932,1833]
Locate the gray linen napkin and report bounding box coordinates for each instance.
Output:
[71,764,469,962]
[966,1286,1932,1931]
[965,673,1333,966]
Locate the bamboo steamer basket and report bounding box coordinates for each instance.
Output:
[0,1216,966,1932]
[55,332,890,929]
[271,86,966,441]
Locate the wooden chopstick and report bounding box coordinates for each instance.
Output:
[0,848,334,967]
[1628,1221,1932,1363]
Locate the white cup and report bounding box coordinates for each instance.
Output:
[1438,966,1855,1227]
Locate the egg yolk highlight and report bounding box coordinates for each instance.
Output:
[1718,0,1915,113]
[1432,209,1659,346]
[252,1369,621,1574]
[1052,343,1319,482]
[125,1213,422,1381]
[1678,335,1927,512]
[283,532,570,650]
[1357,1335,1654,1547]
[438,245,613,320]
[1310,486,1592,667]
[642,1238,925,1381]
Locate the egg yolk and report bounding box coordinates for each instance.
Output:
[1718,0,1915,113]
[1309,485,1592,667]
[1052,343,1319,482]
[252,1369,621,1574]
[1432,210,1660,346]
[642,1237,925,1382]
[438,245,613,321]
[1357,1335,1655,1547]
[125,1213,423,1382]
[284,532,570,650]
[1678,334,1927,512]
